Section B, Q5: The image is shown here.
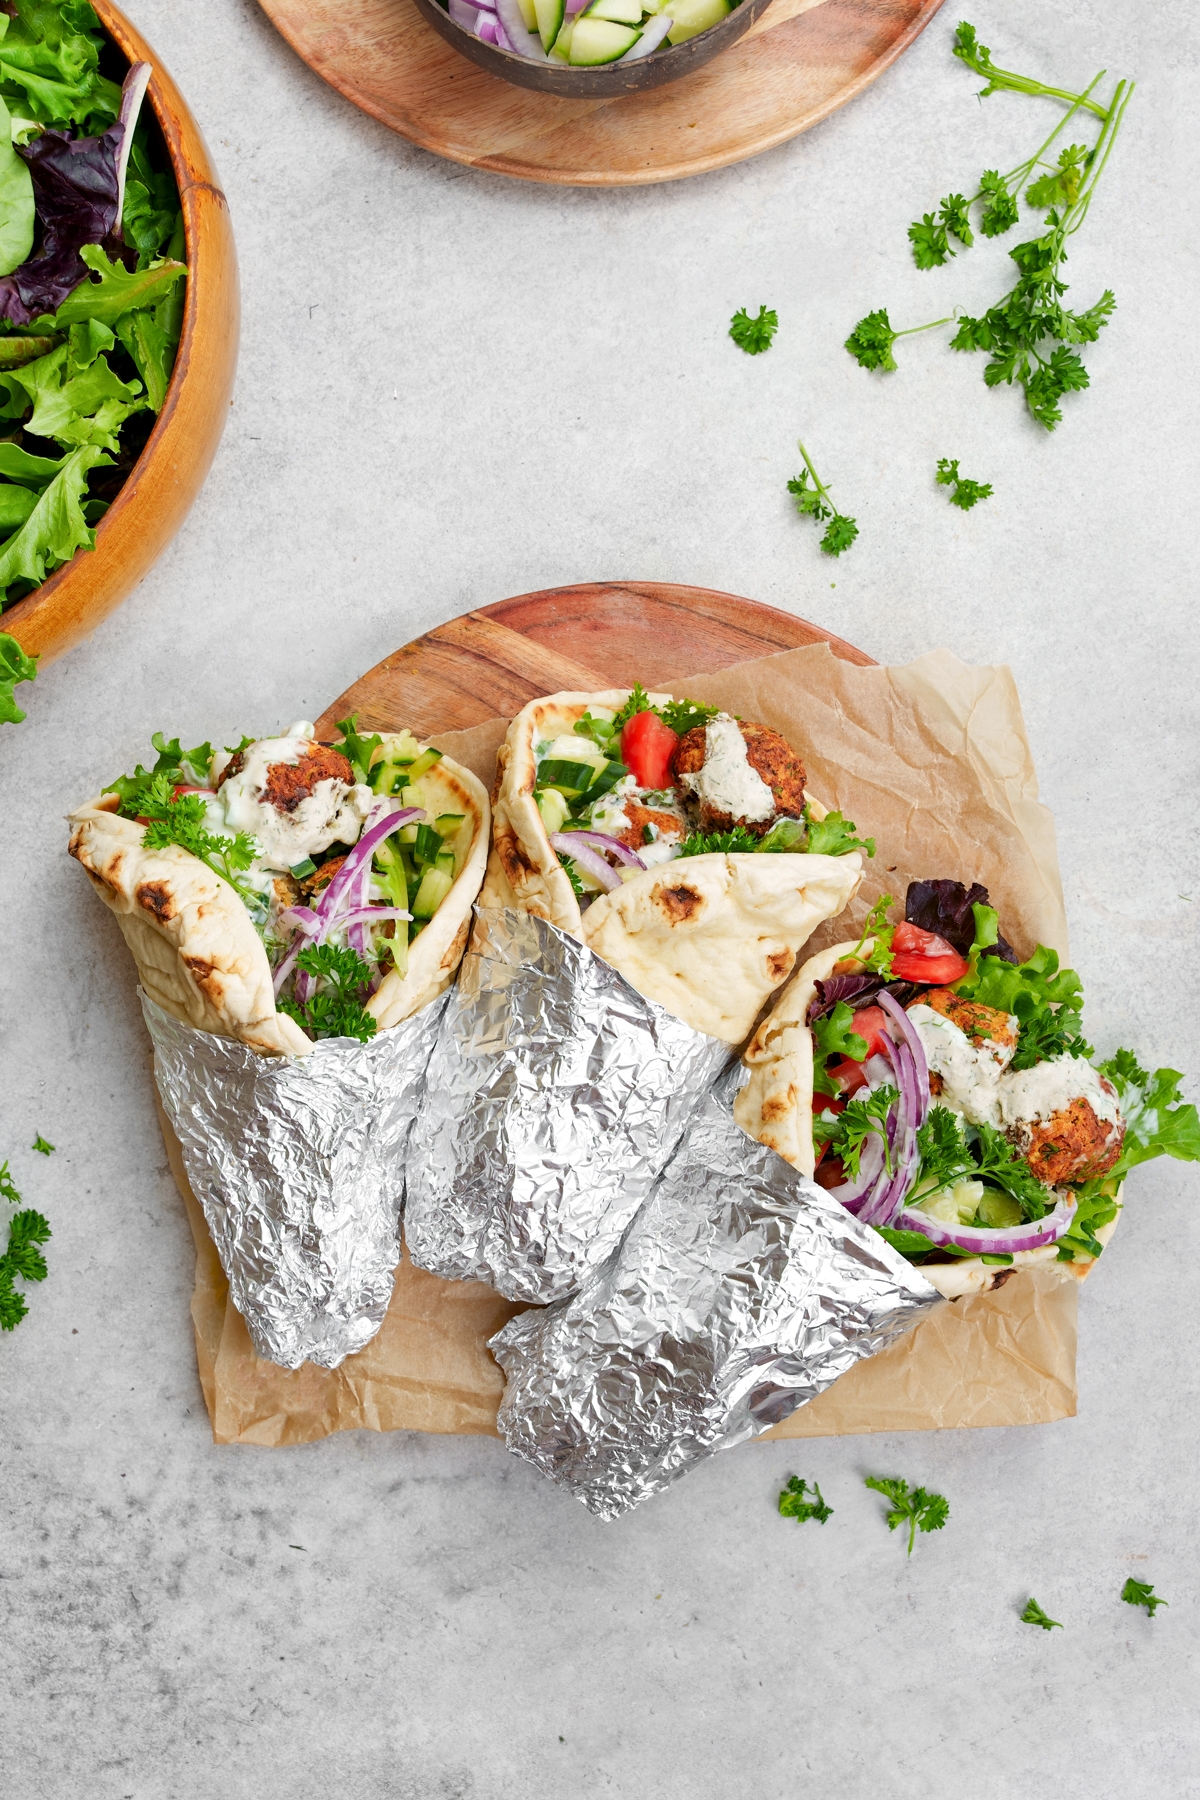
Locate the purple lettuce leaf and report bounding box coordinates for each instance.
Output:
[806,972,886,1025]
[904,878,1018,963]
[0,122,123,326]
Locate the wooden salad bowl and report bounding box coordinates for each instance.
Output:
[410,0,776,97]
[1,1,238,670]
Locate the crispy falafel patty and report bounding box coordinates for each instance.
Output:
[672,718,807,836]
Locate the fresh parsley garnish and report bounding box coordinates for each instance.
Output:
[811,1001,869,1099]
[609,686,717,740]
[778,1476,833,1524]
[813,1085,899,1179]
[562,858,586,899]
[277,944,378,1043]
[0,1161,50,1333]
[130,772,260,904]
[32,1135,54,1155]
[865,1475,949,1555]
[678,826,764,858]
[729,304,778,355]
[1121,1578,1167,1618]
[787,442,858,556]
[611,682,654,732]
[1020,1597,1062,1631]
[677,806,871,861]
[0,632,38,725]
[936,458,993,510]
[848,895,895,975]
[844,308,953,371]
[907,1105,1053,1221]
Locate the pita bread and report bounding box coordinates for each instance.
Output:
[483,689,863,1043]
[69,737,490,1056]
[734,936,1118,1295]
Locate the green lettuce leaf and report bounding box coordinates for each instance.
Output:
[0,628,37,722]
[4,322,143,449]
[0,439,109,595]
[116,306,175,411]
[0,93,34,276]
[1100,1050,1200,1172]
[0,439,64,485]
[53,244,186,329]
[0,482,36,529]
[954,940,1089,1069]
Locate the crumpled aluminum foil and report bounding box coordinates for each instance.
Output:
[143,988,448,1370]
[404,909,732,1304]
[490,1064,939,1519]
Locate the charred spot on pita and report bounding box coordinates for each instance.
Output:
[137,880,176,923]
[766,948,794,982]
[654,882,703,923]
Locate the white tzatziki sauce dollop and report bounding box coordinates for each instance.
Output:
[906,1003,1013,1128]
[999,1054,1122,1131]
[679,713,774,824]
[210,721,374,872]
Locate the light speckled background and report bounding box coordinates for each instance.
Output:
[2,1,1198,1794]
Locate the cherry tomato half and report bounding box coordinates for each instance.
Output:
[620,710,679,791]
[848,1003,891,1061]
[890,919,968,985]
[824,1057,869,1098]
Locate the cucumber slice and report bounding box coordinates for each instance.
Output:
[974,1190,1025,1228]
[537,757,600,796]
[515,0,537,25]
[537,788,571,834]
[664,0,728,40]
[586,0,644,24]
[549,14,576,56]
[568,15,640,58]
[404,747,442,781]
[534,0,565,50]
[414,823,444,865]
[412,865,455,920]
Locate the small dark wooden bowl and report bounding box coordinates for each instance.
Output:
[409,0,775,96]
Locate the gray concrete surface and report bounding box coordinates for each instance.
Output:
[2,0,1198,1794]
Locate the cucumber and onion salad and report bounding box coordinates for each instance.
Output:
[448,0,735,68]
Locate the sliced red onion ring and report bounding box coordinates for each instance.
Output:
[619,13,669,56]
[315,805,424,922]
[878,989,930,1124]
[477,12,499,40]
[493,0,549,56]
[448,0,480,23]
[896,1193,1077,1256]
[335,906,412,931]
[557,829,646,869]
[550,835,621,893]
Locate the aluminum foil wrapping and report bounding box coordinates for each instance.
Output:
[143,988,448,1370]
[490,1064,939,1519]
[404,909,732,1304]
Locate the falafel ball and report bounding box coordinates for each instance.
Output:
[219,743,355,814]
[1014,1096,1125,1186]
[672,719,807,837]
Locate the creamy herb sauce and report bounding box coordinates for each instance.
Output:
[213,722,373,872]
[999,1055,1122,1129]
[907,1004,1010,1127]
[678,714,774,823]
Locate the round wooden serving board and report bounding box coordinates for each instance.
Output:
[315,580,874,739]
[258,0,944,187]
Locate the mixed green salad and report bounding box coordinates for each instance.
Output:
[0,0,186,619]
[447,0,737,68]
[534,682,873,903]
[105,718,472,1044]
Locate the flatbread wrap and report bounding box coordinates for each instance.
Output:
[70,717,490,1053]
[481,684,869,1042]
[736,879,1200,1297]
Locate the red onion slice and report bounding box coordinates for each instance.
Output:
[559,829,646,869]
[878,989,930,1125]
[619,13,669,56]
[315,805,423,921]
[493,0,549,56]
[896,1192,1077,1256]
[550,835,621,893]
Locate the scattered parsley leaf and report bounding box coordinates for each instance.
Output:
[845,308,954,372]
[659,697,719,738]
[0,1205,51,1333]
[811,1002,869,1098]
[865,1476,949,1556]
[1020,1597,1062,1631]
[32,1135,54,1155]
[0,1161,19,1206]
[729,305,778,355]
[936,458,993,510]
[778,1476,833,1524]
[787,441,858,557]
[277,944,378,1043]
[952,22,1109,119]
[0,630,38,724]
[1121,1578,1167,1618]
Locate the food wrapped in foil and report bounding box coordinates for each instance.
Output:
[490,1066,939,1518]
[404,909,732,1304]
[144,989,448,1370]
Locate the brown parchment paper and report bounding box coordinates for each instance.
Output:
[160,643,1082,1447]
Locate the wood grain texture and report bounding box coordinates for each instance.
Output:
[1,2,239,668]
[258,0,944,186]
[314,581,875,738]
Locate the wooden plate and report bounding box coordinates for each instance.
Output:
[314,578,875,738]
[258,0,945,187]
[2,2,238,669]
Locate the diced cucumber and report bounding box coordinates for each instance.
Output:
[414,823,445,865]
[534,0,565,49]
[515,0,537,25]
[434,812,466,834]
[664,0,728,40]
[537,757,601,796]
[405,748,443,781]
[974,1190,1025,1228]
[538,788,571,834]
[434,850,456,875]
[568,16,640,59]
[586,0,644,24]
[412,865,455,920]
[550,15,576,56]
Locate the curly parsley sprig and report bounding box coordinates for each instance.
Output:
[787,441,858,556]
[729,305,778,355]
[936,459,993,510]
[0,1161,51,1334]
[131,772,261,906]
[277,944,378,1044]
[865,1475,949,1556]
[778,1476,833,1524]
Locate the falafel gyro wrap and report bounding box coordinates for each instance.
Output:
[406,683,870,1304]
[69,719,490,1368]
[736,879,1200,1299]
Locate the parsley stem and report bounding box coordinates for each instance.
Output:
[1067,79,1133,236]
[795,440,835,508]
[893,316,955,339]
[1003,71,1109,193]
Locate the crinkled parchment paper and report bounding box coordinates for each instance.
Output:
[159,642,1080,1445]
